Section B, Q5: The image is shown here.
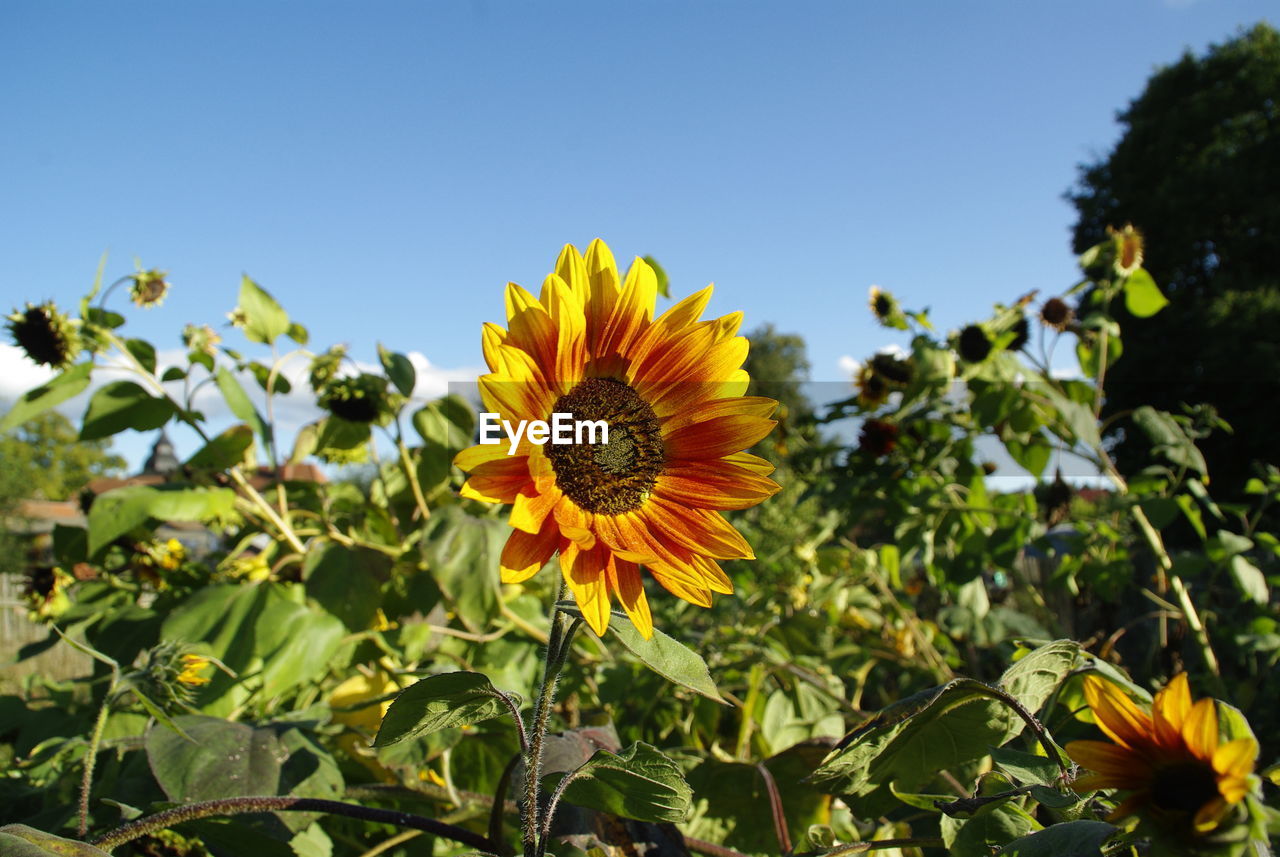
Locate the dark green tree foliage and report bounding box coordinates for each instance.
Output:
[1069,23,1280,497]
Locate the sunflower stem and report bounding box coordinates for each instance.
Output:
[78,694,112,837]
[523,583,572,857]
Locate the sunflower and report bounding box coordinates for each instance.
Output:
[453,240,780,639]
[1066,673,1257,835]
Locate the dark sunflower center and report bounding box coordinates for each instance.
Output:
[545,377,664,514]
[1149,760,1220,815]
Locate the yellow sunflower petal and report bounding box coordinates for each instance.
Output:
[1193,796,1230,833]
[648,567,713,608]
[1065,739,1150,786]
[723,450,776,476]
[504,281,543,323]
[454,443,520,473]
[596,257,657,361]
[482,322,508,372]
[653,465,781,511]
[607,557,653,640]
[1212,737,1258,782]
[561,543,611,635]
[1082,675,1154,750]
[1181,697,1220,760]
[1152,672,1192,750]
[641,498,756,560]
[500,524,559,583]
[690,554,734,595]
[510,486,561,534]
[661,396,778,435]
[555,243,589,303]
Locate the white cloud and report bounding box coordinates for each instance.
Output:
[837,354,860,376]
[0,344,57,404]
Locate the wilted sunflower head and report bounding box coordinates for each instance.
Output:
[452,239,781,639]
[182,323,221,357]
[308,344,349,390]
[1007,316,1030,351]
[855,365,890,408]
[129,269,170,308]
[868,286,904,327]
[956,324,992,363]
[1041,297,1073,331]
[7,302,81,368]
[868,352,913,386]
[1066,674,1258,839]
[320,373,395,424]
[1109,224,1145,276]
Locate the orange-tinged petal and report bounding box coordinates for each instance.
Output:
[561,542,611,635]
[653,465,781,511]
[723,450,776,476]
[1065,739,1149,784]
[1082,675,1153,750]
[596,257,656,362]
[661,396,777,435]
[663,414,778,460]
[553,496,596,549]
[690,554,734,595]
[461,472,527,504]
[506,291,559,377]
[648,567,713,608]
[1212,737,1257,781]
[500,523,559,583]
[510,485,561,534]
[641,498,755,560]
[607,557,653,640]
[482,322,508,372]
[1105,793,1150,822]
[1181,698,1219,759]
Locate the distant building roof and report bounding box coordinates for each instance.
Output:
[141,430,180,476]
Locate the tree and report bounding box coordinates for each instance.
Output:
[0,410,127,502]
[1069,22,1280,497]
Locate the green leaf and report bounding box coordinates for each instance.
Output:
[1122,268,1168,318]
[248,361,291,395]
[286,322,309,346]
[548,742,692,823]
[0,825,113,856]
[237,275,290,344]
[1004,436,1051,479]
[378,344,416,397]
[642,255,670,299]
[0,362,93,432]
[160,366,186,382]
[557,602,725,703]
[303,541,387,631]
[373,671,513,747]
[124,338,157,374]
[147,716,285,802]
[87,484,236,554]
[420,507,503,633]
[78,381,174,440]
[1229,555,1268,605]
[185,424,255,471]
[1132,407,1207,474]
[413,394,476,453]
[215,367,270,447]
[990,746,1060,787]
[946,801,1039,856]
[812,642,1078,798]
[994,820,1117,856]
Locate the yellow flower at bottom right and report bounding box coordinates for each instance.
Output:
[1066,673,1257,835]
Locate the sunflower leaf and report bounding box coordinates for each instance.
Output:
[0,824,114,856]
[542,742,693,823]
[373,671,515,747]
[236,275,290,345]
[0,361,93,432]
[993,819,1117,856]
[557,603,725,704]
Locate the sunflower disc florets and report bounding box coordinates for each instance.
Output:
[1041,297,1074,331]
[7,301,82,368]
[957,324,992,363]
[129,269,170,308]
[320,373,394,424]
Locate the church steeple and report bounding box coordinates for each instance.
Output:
[142,430,180,476]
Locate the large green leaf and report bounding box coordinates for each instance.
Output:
[812,641,1078,797]
[0,825,112,856]
[1131,406,1207,475]
[237,275,290,344]
[945,801,1040,856]
[303,541,387,631]
[185,424,255,471]
[373,671,513,747]
[421,507,503,632]
[995,820,1117,856]
[215,367,270,447]
[87,484,236,554]
[413,394,476,453]
[557,603,724,703]
[79,380,174,440]
[0,362,92,432]
[547,742,692,823]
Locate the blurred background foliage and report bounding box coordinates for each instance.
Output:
[2,22,1279,857]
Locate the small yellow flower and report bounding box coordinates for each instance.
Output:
[226,553,273,582]
[176,654,212,686]
[1067,674,1257,835]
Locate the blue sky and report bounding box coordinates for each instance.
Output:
[1,1,1274,468]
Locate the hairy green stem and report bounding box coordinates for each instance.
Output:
[88,796,497,853]
[77,699,112,837]
[523,584,573,857]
